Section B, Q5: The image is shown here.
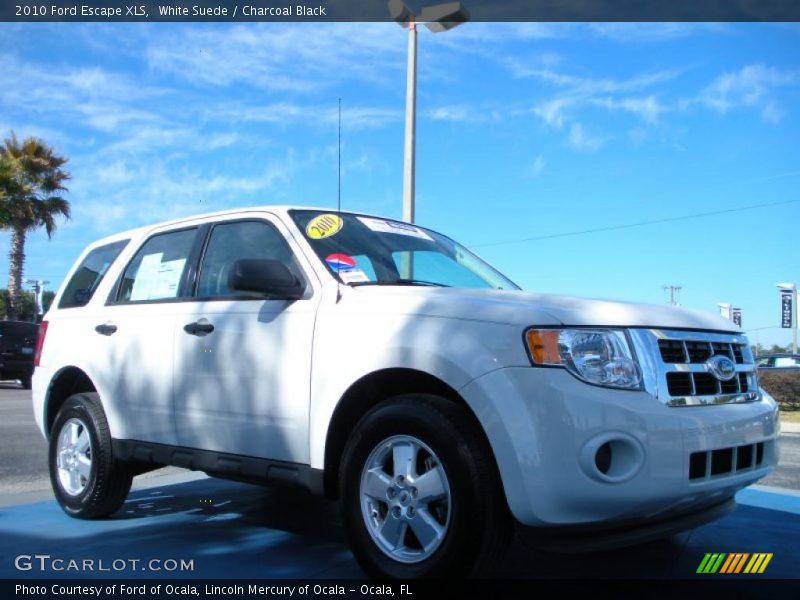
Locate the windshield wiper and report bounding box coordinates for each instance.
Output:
[349,279,450,288]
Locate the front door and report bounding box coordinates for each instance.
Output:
[173,217,318,463]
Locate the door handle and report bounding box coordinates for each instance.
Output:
[184,321,215,336]
[94,323,117,336]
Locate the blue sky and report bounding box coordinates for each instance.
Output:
[1,22,798,346]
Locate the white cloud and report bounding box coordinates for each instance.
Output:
[589,23,727,43]
[206,132,242,150]
[94,161,135,186]
[518,63,679,146]
[144,23,403,93]
[695,64,798,122]
[427,105,471,122]
[0,53,167,135]
[105,126,197,154]
[209,103,399,130]
[529,154,546,178]
[532,97,575,128]
[425,104,500,123]
[591,95,667,123]
[761,102,784,124]
[507,62,681,95]
[568,123,606,152]
[69,149,302,234]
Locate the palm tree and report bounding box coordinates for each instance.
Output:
[0,132,71,320]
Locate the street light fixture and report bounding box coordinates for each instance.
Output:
[389,0,470,224]
[25,279,50,318]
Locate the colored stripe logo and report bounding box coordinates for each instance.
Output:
[325,253,356,272]
[696,553,772,574]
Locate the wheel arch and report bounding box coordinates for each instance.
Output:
[44,366,97,438]
[322,367,498,499]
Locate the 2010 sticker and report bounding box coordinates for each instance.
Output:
[326,253,356,272]
[306,214,343,239]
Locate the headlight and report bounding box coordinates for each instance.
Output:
[525,328,642,390]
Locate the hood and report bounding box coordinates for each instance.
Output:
[345,286,740,332]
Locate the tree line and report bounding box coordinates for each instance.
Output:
[0,132,71,321]
[751,343,796,357]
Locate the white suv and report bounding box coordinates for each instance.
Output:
[33,206,778,578]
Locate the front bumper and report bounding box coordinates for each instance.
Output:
[519,497,736,552]
[459,367,778,528]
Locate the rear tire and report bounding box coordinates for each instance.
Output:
[340,394,511,579]
[20,375,32,390]
[49,392,132,519]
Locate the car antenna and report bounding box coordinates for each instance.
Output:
[336,97,343,304]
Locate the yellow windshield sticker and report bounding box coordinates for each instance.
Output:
[306,214,343,240]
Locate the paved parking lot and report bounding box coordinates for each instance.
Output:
[1,385,799,579]
[1,474,798,579]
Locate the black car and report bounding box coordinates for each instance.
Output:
[0,320,38,388]
[756,353,800,370]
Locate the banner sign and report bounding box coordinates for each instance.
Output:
[732,308,742,328]
[781,291,793,329]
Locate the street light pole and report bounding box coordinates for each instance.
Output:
[389,1,470,225]
[403,18,417,224]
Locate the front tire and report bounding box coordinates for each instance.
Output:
[49,393,132,519]
[340,394,511,579]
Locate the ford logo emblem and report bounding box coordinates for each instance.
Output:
[706,355,737,381]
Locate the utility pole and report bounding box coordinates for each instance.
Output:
[663,284,682,306]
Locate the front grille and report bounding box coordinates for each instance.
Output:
[653,332,757,405]
[665,371,752,396]
[659,339,747,364]
[738,372,748,390]
[689,442,765,480]
[694,373,719,395]
[659,340,686,363]
[686,341,713,363]
[666,372,693,396]
[732,345,744,363]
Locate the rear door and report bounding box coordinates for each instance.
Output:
[173,215,318,463]
[97,226,200,444]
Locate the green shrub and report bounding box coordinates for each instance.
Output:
[759,370,800,410]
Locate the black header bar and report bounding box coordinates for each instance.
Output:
[3,0,800,23]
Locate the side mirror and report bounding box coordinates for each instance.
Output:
[228,259,305,300]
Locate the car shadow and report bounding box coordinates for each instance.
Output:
[6,476,796,579]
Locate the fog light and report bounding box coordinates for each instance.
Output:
[595,443,612,475]
[580,433,645,483]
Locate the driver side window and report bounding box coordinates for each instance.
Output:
[197,220,300,299]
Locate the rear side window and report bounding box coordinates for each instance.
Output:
[116,228,196,303]
[59,240,129,309]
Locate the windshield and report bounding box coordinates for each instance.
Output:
[290,210,519,290]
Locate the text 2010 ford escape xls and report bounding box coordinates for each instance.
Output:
[32,207,778,578]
